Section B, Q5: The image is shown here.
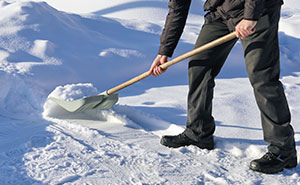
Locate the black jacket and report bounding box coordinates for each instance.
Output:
[158,0,283,57]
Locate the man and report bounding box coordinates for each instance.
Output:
[149,0,297,174]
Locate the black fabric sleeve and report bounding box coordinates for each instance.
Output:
[158,0,191,57]
[244,0,265,20]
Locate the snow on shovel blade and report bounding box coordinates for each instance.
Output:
[49,92,119,112]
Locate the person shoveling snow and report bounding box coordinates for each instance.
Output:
[148,0,297,174]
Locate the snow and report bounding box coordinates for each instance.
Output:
[0,0,300,184]
[99,48,145,58]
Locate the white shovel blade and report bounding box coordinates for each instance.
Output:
[49,93,119,112]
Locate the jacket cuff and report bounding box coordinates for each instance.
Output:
[243,17,259,21]
[158,45,174,58]
[243,13,260,21]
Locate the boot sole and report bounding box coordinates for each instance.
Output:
[160,138,214,150]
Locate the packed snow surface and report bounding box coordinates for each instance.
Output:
[0,0,300,184]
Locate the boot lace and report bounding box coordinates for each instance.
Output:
[262,152,277,160]
[178,133,187,139]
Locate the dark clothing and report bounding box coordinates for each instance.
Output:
[204,0,283,20]
[158,1,296,156]
[158,0,283,57]
[208,0,283,31]
[158,0,191,57]
[184,7,296,156]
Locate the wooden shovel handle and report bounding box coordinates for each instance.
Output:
[107,31,237,95]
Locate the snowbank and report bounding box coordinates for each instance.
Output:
[0,71,39,118]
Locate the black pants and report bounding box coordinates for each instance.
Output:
[184,7,296,156]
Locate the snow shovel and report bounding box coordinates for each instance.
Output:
[49,32,237,112]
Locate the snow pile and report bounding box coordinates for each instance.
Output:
[43,83,99,118]
[0,71,39,118]
[0,0,161,92]
[46,83,99,101]
[279,0,300,38]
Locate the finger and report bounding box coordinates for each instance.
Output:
[249,28,256,34]
[150,61,161,76]
[153,67,158,77]
[236,31,242,38]
[154,66,160,77]
[148,67,154,75]
[240,30,248,39]
[241,31,247,39]
[245,26,256,36]
[237,30,245,39]
[157,66,166,76]
[149,64,157,75]
[157,67,163,74]
[236,27,245,38]
[245,28,252,35]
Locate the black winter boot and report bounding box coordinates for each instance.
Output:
[250,151,297,174]
[160,133,214,150]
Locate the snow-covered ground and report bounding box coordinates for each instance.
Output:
[0,0,300,184]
